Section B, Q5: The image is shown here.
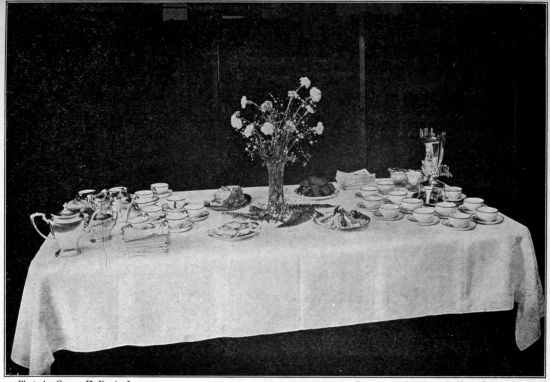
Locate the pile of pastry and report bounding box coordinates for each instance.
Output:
[208,186,246,207]
[296,176,336,197]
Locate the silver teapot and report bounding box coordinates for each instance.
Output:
[30,207,89,256]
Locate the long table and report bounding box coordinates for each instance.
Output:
[12,186,545,375]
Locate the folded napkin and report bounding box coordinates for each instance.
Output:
[336,169,376,190]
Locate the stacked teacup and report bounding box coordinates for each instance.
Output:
[133,189,157,210]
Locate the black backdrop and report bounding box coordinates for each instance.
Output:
[6,3,546,376]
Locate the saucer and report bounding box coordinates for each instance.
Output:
[399,206,418,215]
[188,210,210,222]
[155,190,173,199]
[373,211,404,221]
[169,219,194,233]
[472,214,504,225]
[435,212,451,220]
[357,202,382,212]
[407,215,440,226]
[442,219,476,231]
[445,193,467,203]
[458,205,478,215]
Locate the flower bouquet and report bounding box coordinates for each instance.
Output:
[230,77,323,212]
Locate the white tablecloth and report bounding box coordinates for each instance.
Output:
[12,186,545,375]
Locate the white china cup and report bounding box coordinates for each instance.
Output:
[476,206,499,222]
[386,190,408,205]
[463,197,484,212]
[161,202,185,213]
[141,205,164,221]
[444,186,463,200]
[390,171,407,184]
[449,212,471,228]
[108,186,127,197]
[127,215,150,229]
[78,189,96,198]
[363,195,383,209]
[151,183,169,194]
[376,179,395,194]
[413,207,435,223]
[379,204,400,219]
[167,194,187,209]
[435,201,458,217]
[185,203,205,218]
[134,190,154,202]
[400,197,423,212]
[360,185,379,198]
[165,211,189,228]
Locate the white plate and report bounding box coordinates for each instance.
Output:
[442,219,476,231]
[373,211,404,221]
[295,188,339,201]
[313,211,370,230]
[188,210,209,222]
[407,215,440,226]
[472,214,504,225]
[169,220,194,233]
[208,222,260,241]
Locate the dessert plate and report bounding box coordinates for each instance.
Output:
[313,210,370,230]
[472,214,504,225]
[188,210,209,222]
[296,188,339,201]
[442,219,476,231]
[170,219,194,233]
[205,194,252,211]
[208,221,260,241]
[407,215,440,226]
[373,211,404,221]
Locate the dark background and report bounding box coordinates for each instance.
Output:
[6,2,546,376]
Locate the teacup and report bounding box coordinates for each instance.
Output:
[108,186,127,198]
[390,171,407,184]
[386,190,407,205]
[162,202,185,213]
[78,189,96,199]
[406,170,423,186]
[463,197,484,212]
[167,193,187,209]
[165,211,189,228]
[476,206,499,222]
[400,197,423,212]
[363,195,383,210]
[379,204,400,219]
[360,185,379,198]
[151,183,169,194]
[435,201,458,217]
[449,212,471,228]
[185,203,205,218]
[413,207,435,223]
[376,179,395,194]
[141,205,165,221]
[444,186,462,200]
[134,190,154,202]
[134,197,157,210]
[127,215,150,230]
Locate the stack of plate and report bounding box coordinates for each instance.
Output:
[336,169,376,190]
